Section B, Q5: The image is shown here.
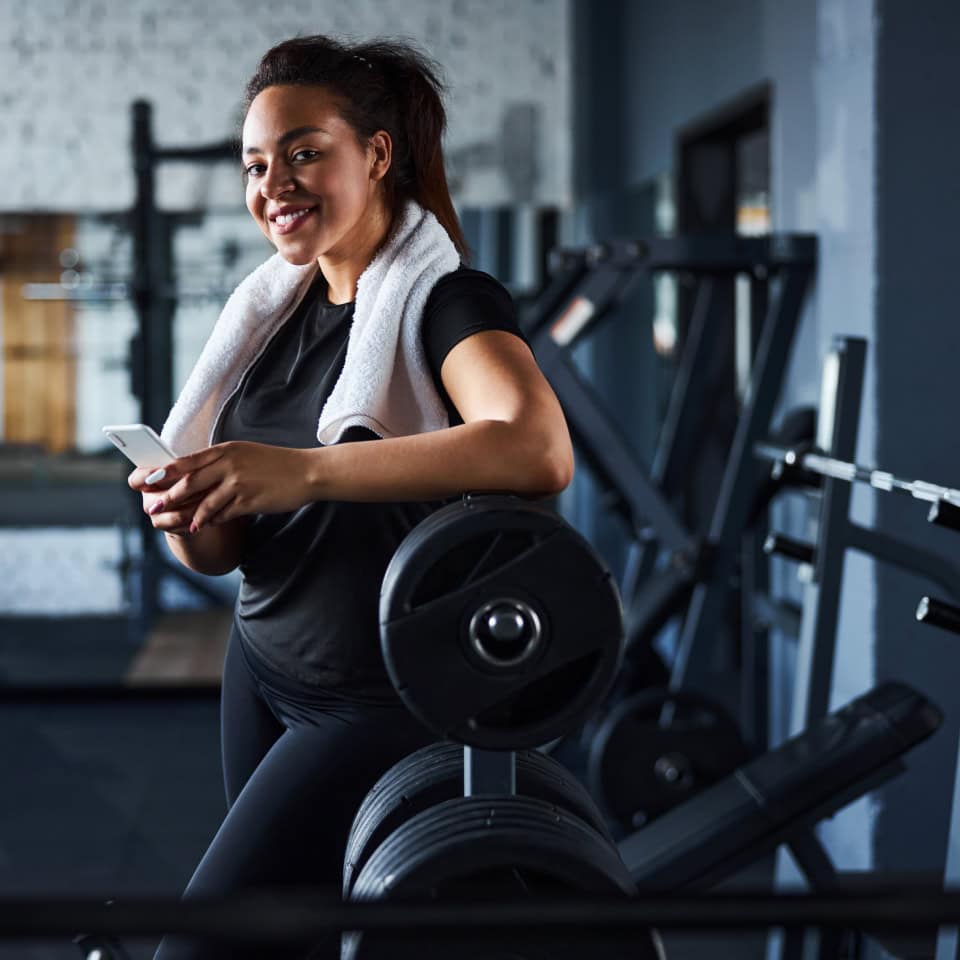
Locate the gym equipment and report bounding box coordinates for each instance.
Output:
[750,336,960,960]
[755,444,960,509]
[343,795,659,960]
[13,890,960,948]
[346,495,667,959]
[587,688,749,834]
[617,682,941,889]
[757,337,960,727]
[523,234,816,750]
[379,495,623,750]
[342,741,612,897]
[130,101,239,628]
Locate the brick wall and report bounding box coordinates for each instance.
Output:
[0,0,570,211]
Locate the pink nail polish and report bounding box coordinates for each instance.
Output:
[149,501,164,515]
[189,522,199,534]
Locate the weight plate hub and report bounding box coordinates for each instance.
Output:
[380,496,623,749]
[588,688,750,833]
[343,741,612,897]
[344,795,662,960]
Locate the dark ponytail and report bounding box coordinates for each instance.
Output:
[243,35,469,260]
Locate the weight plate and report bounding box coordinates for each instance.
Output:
[587,687,750,834]
[344,795,662,960]
[343,742,612,896]
[380,496,623,749]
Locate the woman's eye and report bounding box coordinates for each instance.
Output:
[293,149,319,162]
[244,163,266,179]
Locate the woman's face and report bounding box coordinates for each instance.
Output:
[241,84,389,267]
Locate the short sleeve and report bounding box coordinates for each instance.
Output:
[423,265,528,373]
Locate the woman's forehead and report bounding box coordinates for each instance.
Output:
[243,85,347,143]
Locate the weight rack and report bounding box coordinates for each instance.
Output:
[755,336,960,959]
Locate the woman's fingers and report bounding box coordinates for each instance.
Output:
[129,464,178,491]
[191,489,238,532]
[150,507,198,533]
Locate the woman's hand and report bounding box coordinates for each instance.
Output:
[142,442,315,533]
[128,465,208,536]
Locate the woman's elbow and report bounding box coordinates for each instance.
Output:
[528,434,574,496]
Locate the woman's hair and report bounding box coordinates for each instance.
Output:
[243,35,468,259]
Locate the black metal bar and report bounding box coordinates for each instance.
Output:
[464,747,516,795]
[154,143,236,163]
[671,258,815,690]
[0,684,219,703]
[847,523,960,600]
[131,100,164,631]
[518,251,589,338]
[764,533,816,566]
[790,337,866,730]
[930,500,960,533]
[2,890,960,940]
[652,276,732,490]
[741,526,771,751]
[642,234,817,272]
[534,335,693,553]
[917,596,960,636]
[754,443,960,507]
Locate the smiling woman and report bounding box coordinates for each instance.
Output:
[240,86,394,299]
[128,34,573,960]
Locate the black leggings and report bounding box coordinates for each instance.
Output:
[154,621,433,959]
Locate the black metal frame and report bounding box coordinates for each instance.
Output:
[130,100,237,631]
[755,337,960,960]
[524,233,816,743]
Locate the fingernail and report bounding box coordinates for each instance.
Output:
[189,522,199,534]
[149,500,164,515]
[145,468,166,484]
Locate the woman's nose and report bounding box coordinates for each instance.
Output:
[260,165,295,200]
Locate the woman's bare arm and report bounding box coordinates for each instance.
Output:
[153,330,574,529]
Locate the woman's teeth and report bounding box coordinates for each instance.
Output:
[276,209,310,225]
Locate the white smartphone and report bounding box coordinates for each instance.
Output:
[102,423,179,468]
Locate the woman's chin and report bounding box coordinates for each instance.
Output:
[275,247,319,267]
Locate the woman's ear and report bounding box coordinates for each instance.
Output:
[369,130,392,181]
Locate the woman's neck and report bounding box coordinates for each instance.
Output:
[317,203,392,305]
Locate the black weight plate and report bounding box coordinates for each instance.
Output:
[344,796,662,960]
[588,687,750,833]
[380,497,623,749]
[343,742,612,896]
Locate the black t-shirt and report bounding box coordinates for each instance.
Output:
[214,266,525,699]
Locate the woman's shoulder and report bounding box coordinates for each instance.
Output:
[426,265,514,310]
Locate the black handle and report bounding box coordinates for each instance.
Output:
[763,533,816,565]
[928,500,960,533]
[916,596,960,635]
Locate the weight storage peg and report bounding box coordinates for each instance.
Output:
[379,496,623,750]
[342,741,612,898]
[916,596,960,636]
[763,533,816,566]
[344,795,664,960]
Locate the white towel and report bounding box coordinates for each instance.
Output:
[160,201,460,455]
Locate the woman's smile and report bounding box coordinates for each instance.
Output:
[241,84,391,287]
[269,205,318,235]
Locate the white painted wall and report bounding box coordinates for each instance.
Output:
[0,0,571,210]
